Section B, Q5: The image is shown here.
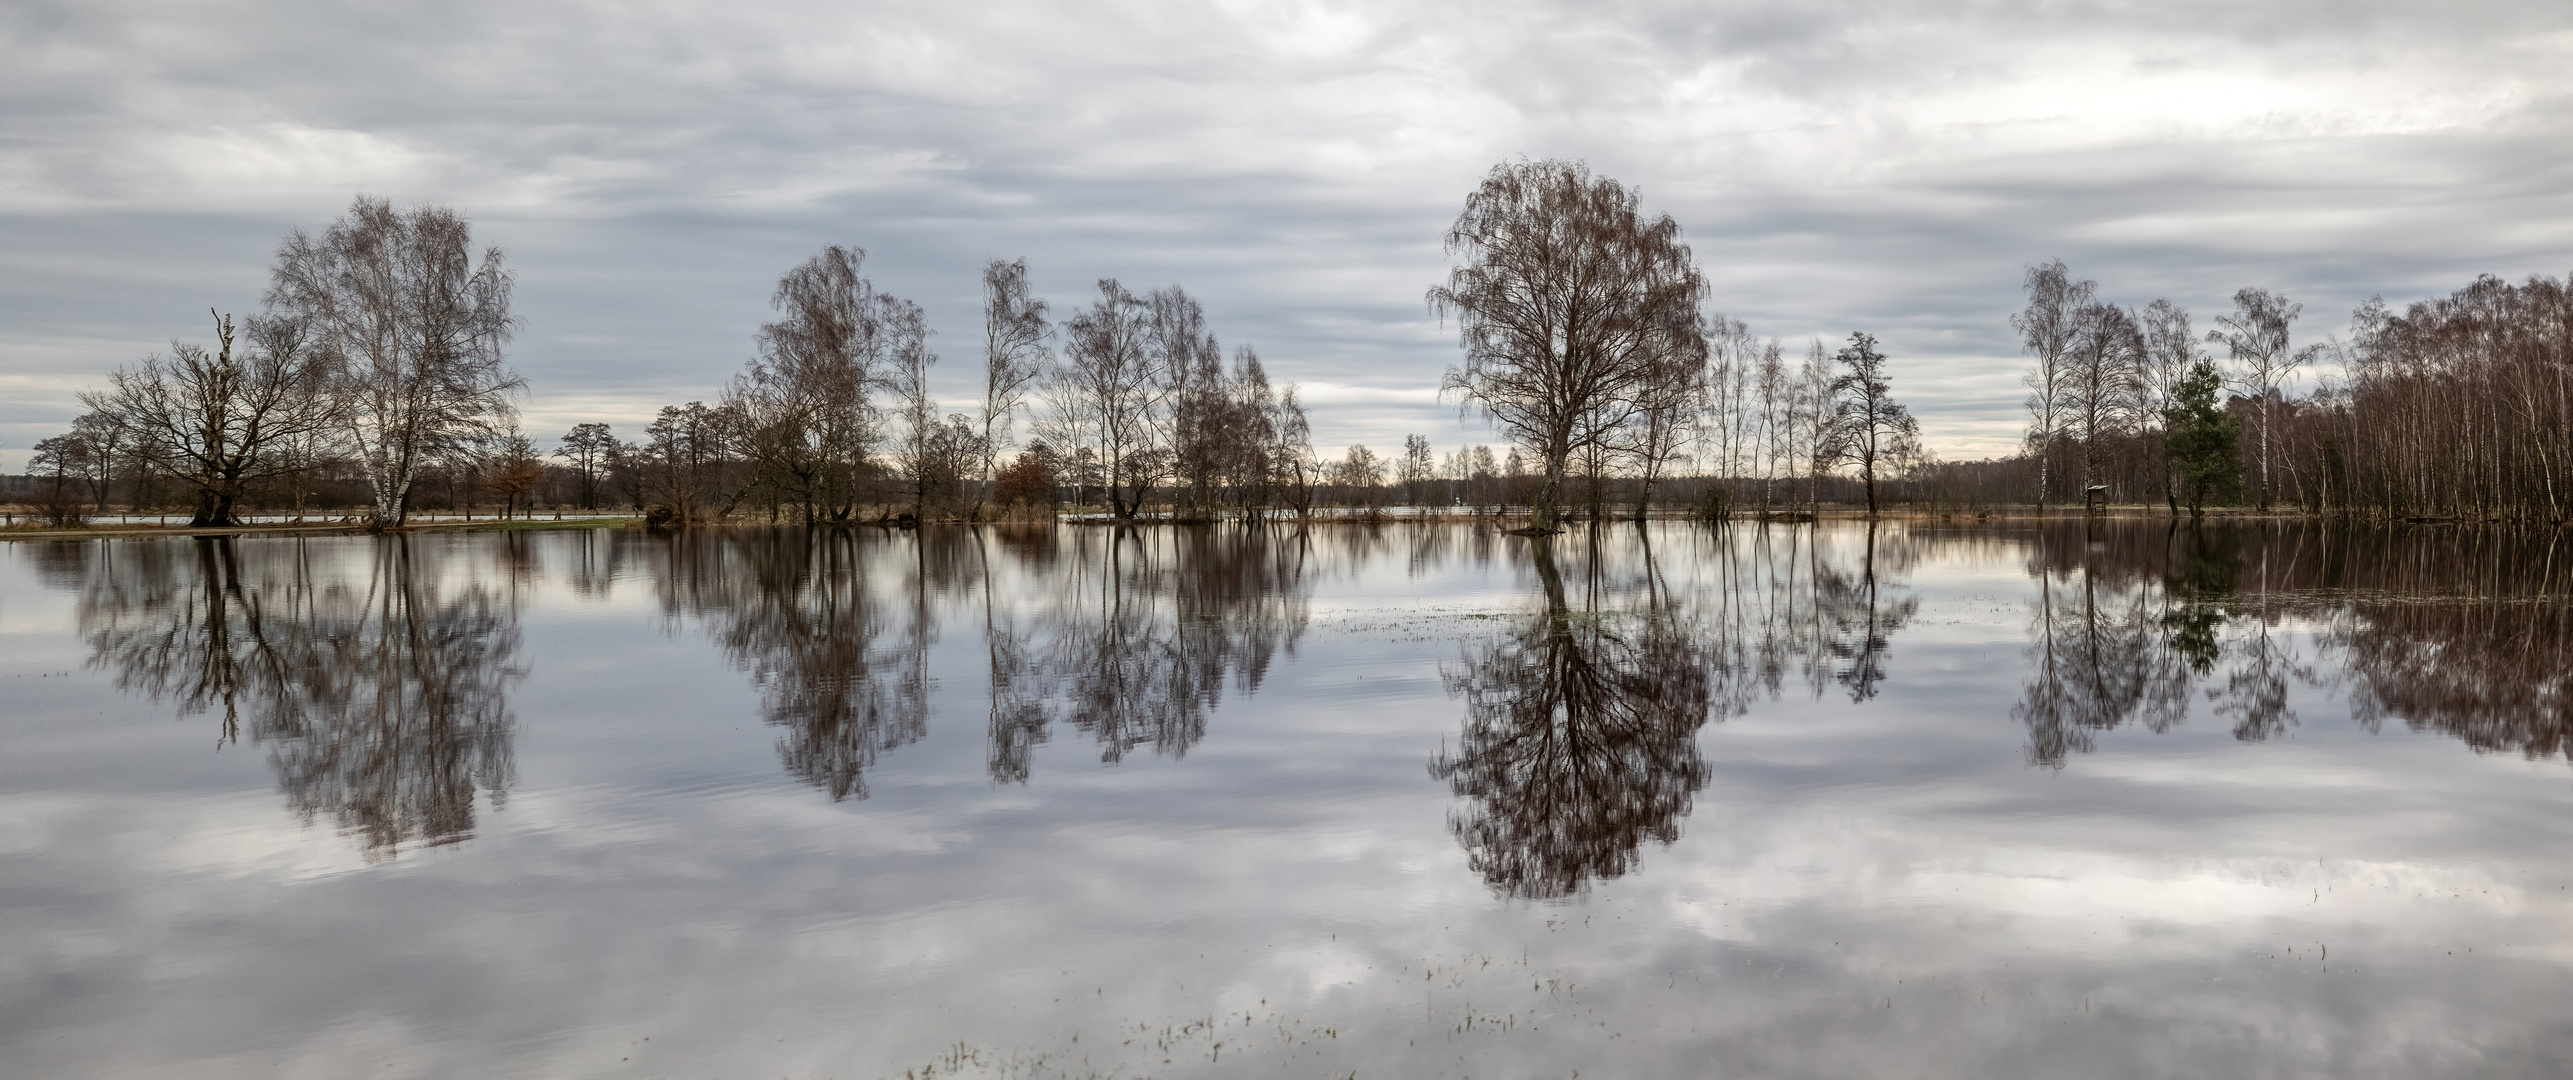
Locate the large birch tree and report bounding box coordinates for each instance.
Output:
[265,197,521,529]
[1429,159,1705,533]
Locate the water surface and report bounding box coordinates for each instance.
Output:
[3,520,2570,1078]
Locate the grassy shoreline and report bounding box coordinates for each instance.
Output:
[5,503,2552,542]
[0,516,641,542]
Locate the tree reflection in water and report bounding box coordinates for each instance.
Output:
[76,536,522,857]
[660,525,1314,797]
[1052,527,1311,764]
[2324,529,2573,758]
[1433,536,1710,900]
[2016,524,2203,766]
[658,529,925,801]
[2015,522,2571,765]
[978,529,1055,785]
[1434,522,1920,900]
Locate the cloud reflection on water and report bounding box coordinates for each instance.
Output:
[15,520,2573,1077]
[58,520,2570,868]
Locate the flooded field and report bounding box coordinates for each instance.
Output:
[3,520,2570,1078]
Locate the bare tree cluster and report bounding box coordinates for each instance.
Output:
[2014,263,2301,513]
[1034,279,1312,521]
[52,198,526,528]
[611,255,1318,527]
[2277,273,2573,520]
[34,218,1340,529]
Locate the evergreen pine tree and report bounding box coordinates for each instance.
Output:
[2161,358,2240,518]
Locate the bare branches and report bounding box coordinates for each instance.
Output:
[1828,333,1920,516]
[2208,287,2305,510]
[265,196,522,529]
[2014,260,2097,509]
[729,245,883,523]
[2065,301,2147,495]
[556,423,615,511]
[980,258,1053,493]
[1430,159,1707,531]
[2325,274,2573,519]
[82,309,343,526]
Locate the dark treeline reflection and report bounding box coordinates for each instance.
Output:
[1435,523,1920,900]
[652,525,1315,799]
[2014,521,2573,765]
[67,536,524,857]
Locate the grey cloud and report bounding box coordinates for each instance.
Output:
[3,0,2570,465]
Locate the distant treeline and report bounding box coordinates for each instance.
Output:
[18,177,2569,529]
[2010,262,2573,521]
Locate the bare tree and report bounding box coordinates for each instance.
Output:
[1051,280,1161,518]
[83,311,341,526]
[1469,444,1500,511]
[980,258,1052,502]
[1794,338,1837,510]
[485,429,543,520]
[1429,160,1706,533]
[2138,300,2199,514]
[643,401,744,524]
[2013,260,2095,510]
[1227,347,1286,515]
[729,246,882,524]
[1398,434,1436,506]
[1755,339,1789,510]
[1697,316,1757,493]
[1148,286,1227,516]
[880,296,945,518]
[1827,333,1920,516]
[2208,287,2305,510]
[557,423,614,511]
[68,410,130,517]
[1625,328,1705,518]
[26,433,91,526]
[2065,301,2146,498]
[266,196,522,529]
[1332,444,1386,508]
[1270,382,1319,517]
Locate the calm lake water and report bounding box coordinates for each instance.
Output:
[4,520,2571,1078]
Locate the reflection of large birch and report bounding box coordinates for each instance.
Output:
[80,537,521,857]
[1433,539,1711,900]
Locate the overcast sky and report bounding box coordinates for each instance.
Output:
[4,0,2569,472]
